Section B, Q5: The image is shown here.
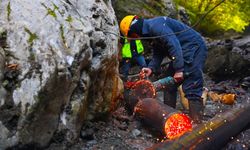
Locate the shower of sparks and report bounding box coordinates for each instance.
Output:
[164,113,192,140]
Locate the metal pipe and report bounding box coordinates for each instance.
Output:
[148,103,250,150]
[134,98,192,139]
[124,76,175,112]
[124,79,156,114]
[124,78,192,139]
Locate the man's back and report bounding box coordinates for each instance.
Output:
[142,16,203,46]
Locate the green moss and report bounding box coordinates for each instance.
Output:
[60,25,66,44]
[47,8,57,18]
[41,3,57,19]
[24,28,38,45]
[66,15,73,23]
[53,3,65,16]
[53,3,59,10]
[7,1,11,21]
[24,28,37,62]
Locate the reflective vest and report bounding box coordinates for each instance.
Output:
[122,39,144,58]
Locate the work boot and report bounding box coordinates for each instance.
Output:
[163,87,177,108]
[188,99,203,124]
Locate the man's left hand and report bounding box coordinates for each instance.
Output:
[174,71,184,83]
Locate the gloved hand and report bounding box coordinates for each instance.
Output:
[173,71,184,83]
[141,67,152,78]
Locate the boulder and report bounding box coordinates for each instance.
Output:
[0,0,123,148]
[205,36,250,81]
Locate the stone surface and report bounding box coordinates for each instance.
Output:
[205,36,250,81]
[0,0,122,148]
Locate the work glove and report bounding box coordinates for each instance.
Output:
[173,71,184,83]
[141,68,152,78]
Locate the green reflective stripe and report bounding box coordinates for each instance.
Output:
[122,39,132,58]
[136,40,144,54]
[122,39,144,58]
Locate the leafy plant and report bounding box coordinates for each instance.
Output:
[174,0,250,34]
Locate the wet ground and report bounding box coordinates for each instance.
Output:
[47,74,250,150]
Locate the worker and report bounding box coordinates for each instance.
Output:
[119,38,147,81]
[119,15,208,123]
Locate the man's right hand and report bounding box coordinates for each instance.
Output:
[141,68,152,77]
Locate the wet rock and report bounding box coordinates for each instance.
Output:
[113,119,128,130]
[81,128,95,141]
[0,121,9,140]
[86,140,97,146]
[226,143,246,150]
[0,121,18,149]
[132,129,141,137]
[0,47,6,106]
[240,76,250,91]
[0,87,6,106]
[0,47,5,80]
[205,36,250,81]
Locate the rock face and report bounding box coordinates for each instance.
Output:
[0,0,123,148]
[112,0,177,22]
[205,36,250,81]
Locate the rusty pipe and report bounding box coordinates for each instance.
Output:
[124,79,156,114]
[148,103,250,150]
[124,77,174,113]
[124,79,192,139]
[124,78,192,139]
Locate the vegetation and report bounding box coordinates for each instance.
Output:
[7,1,11,21]
[24,28,38,61]
[24,28,38,45]
[66,15,73,23]
[59,25,66,45]
[174,0,250,34]
[41,3,57,19]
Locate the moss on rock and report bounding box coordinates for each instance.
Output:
[24,28,38,45]
[7,1,11,21]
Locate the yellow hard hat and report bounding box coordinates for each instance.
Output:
[120,15,136,37]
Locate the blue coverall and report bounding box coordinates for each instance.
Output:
[142,17,208,100]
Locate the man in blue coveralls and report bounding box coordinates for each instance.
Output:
[119,15,208,123]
